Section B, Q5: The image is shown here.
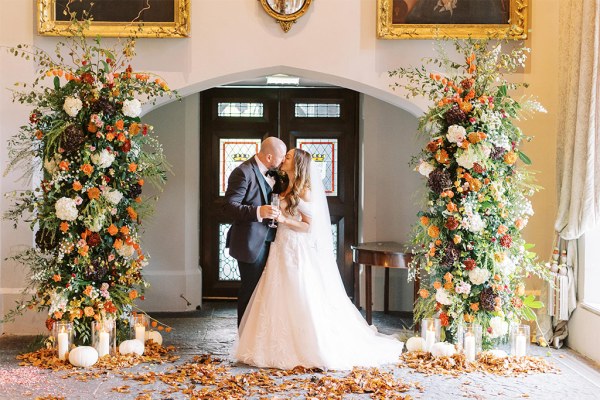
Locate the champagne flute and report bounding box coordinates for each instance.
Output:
[268,195,280,228]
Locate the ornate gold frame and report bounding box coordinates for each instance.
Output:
[37,0,190,38]
[258,0,313,33]
[377,0,528,40]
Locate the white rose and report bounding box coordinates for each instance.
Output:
[55,197,78,221]
[496,254,516,276]
[456,147,479,169]
[468,267,491,285]
[63,96,83,117]
[488,316,509,339]
[91,149,115,169]
[103,188,123,205]
[117,244,135,259]
[446,125,466,144]
[468,213,485,233]
[435,288,452,305]
[417,160,436,177]
[122,98,142,118]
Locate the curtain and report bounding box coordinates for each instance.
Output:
[546,0,600,346]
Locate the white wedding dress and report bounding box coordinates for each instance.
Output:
[235,196,404,370]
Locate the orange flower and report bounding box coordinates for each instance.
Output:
[87,187,100,200]
[127,206,138,220]
[420,216,430,226]
[138,179,145,186]
[459,101,473,113]
[120,226,130,235]
[128,163,137,172]
[129,122,140,135]
[453,235,462,244]
[446,202,458,213]
[504,151,518,165]
[35,130,43,140]
[113,238,123,249]
[129,290,138,300]
[107,224,118,236]
[470,302,479,311]
[419,289,430,298]
[427,225,440,238]
[464,313,474,323]
[81,163,94,176]
[135,197,142,203]
[106,133,115,141]
[443,281,454,290]
[439,312,449,327]
[115,119,124,130]
[83,285,93,297]
[72,181,82,191]
[78,245,89,256]
[117,133,126,142]
[59,221,69,233]
[84,307,95,317]
[59,160,69,171]
[52,274,61,282]
[497,225,508,235]
[444,272,453,283]
[53,311,63,320]
[515,218,525,229]
[435,149,450,165]
[87,122,97,133]
[429,247,436,257]
[433,281,442,290]
[70,308,83,320]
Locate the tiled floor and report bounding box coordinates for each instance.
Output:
[1,301,599,399]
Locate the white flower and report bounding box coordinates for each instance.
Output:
[49,290,68,314]
[103,188,123,205]
[488,316,509,339]
[496,254,516,276]
[117,244,135,259]
[468,267,491,285]
[63,96,83,117]
[455,147,480,169]
[91,149,115,169]
[461,205,486,233]
[417,160,436,177]
[44,158,58,176]
[122,98,142,118]
[435,288,452,305]
[55,197,78,221]
[85,214,106,233]
[455,281,472,295]
[446,125,466,144]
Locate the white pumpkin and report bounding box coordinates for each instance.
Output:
[484,349,508,358]
[68,346,99,368]
[146,330,163,346]
[119,339,145,355]
[430,342,456,358]
[406,336,425,352]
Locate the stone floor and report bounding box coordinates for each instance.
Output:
[0,301,599,399]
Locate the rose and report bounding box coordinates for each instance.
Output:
[417,160,435,177]
[488,316,509,339]
[455,281,472,295]
[456,147,479,169]
[435,287,452,305]
[446,125,466,144]
[103,188,123,205]
[90,149,115,169]
[63,96,83,117]
[117,244,135,259]
[55,197,78,221]
[468,267,491,285]
[122,98,142,118]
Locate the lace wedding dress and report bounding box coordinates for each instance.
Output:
[235,197,404,370]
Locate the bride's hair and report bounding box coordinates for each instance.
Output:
[282,148,311,216]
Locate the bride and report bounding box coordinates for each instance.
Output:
[235,148,404,370]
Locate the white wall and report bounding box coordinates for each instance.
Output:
[0,0,563,336]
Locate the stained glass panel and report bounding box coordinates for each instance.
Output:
[219,224,240,281]
[219,139,262,196]
[297,138,338,196]
[295,103,341,118]
[218,102,264,117]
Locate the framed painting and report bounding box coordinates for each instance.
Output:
[377,0,528,39]
[37,0,190,38]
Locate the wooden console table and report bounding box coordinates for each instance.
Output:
[351,241,419,325]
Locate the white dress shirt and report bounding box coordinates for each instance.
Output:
[254,155,274,222]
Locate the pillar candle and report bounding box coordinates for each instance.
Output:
[135,324,145,343]
[464,332,476,362]
[57,330,69,361]
[515,333,527,357]
[98,331,110,357]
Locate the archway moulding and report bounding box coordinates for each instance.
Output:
[142,66,427,117]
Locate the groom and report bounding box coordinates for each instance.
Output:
[222,137,287,327]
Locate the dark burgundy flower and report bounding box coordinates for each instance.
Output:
[87,232,102,247]
[500,234,513,248]
[445,216,459,230]
[463,258,476,271]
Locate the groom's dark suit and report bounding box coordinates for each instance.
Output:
[222,157,276,326]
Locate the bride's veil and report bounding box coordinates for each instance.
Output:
[308,161,335,256]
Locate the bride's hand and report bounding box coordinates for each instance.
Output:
[276,214,286,224]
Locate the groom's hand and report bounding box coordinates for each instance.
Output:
[259,205,280,220]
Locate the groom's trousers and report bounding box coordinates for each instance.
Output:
[237,242,270,327]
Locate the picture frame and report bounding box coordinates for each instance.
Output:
[376,0,528,40]
[37,0,191,38]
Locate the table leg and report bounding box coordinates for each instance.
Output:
[384,268,390,314]
[365,264,372,325]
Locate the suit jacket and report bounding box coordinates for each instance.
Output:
[222,157,274,264]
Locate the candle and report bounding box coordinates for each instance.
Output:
[135,323,145,343]
[97,330,110,357]
[464,332,476,362]
[515,333,527,357]
[425,326,436,352]
[57,329,69,361]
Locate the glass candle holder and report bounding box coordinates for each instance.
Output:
[131,314,149,343]
[421,317,441,352]
[53,321,73,361]
[511,324,530,357]
[92,318,116,357]
[457,323,482,362]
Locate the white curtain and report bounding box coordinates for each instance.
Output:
[547,0,600,345]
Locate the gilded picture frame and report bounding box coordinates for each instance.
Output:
[37,0,191,38]
[377,0,528,40]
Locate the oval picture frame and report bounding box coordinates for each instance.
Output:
[259,0,313,33]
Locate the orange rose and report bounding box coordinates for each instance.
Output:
[453,235,462,244]
[497,225,508,235]
[435,149,450,165]
[116,119,124,130]
[420,216,430,226]
[84,307,95,317]
[504,151,518,165]
[59,160,69,171]
[106,133,115,141]
[113,238,123,249]
[83,285,93,297]
[129,290,138,300]
[59,221,69,233]
[107,224,118,236]
[127,206,138,220]
[87,187,100,200]
[515,218,525,229]
[70,308,83,320]
[52,274,61,282]
[470,303,479,311]
[443,281,454,290]
[120,226,130,235]
[138,179,145,186]
[427,225,440,238]
[87,122,97,133]
[81,163,94,176]
[78,245,89,256]
[419,289,430,298]
[53,311,63,320]
[446,202,458,213]
[444,272,453,283]
[128,163,137,172]
[433,281,442,290]
[129,122,140,135]
[72,181,82,191]
[464,313,474,323]
[459,101,473,113]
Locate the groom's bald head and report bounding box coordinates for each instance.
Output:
[258,137,286,169]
